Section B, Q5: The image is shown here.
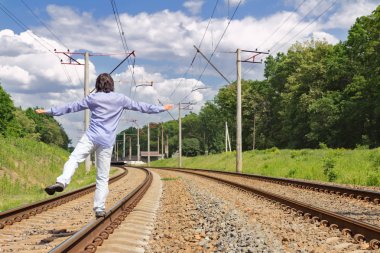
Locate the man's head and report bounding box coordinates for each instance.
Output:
[95,73,114,93]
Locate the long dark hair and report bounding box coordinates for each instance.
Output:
[95,73,114,93]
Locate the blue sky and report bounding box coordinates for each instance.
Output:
[0,0,378,145]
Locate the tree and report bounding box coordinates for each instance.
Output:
[0,85,15,136]
[182,138,201,156]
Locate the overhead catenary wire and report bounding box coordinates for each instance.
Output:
[20,0,70,50]
[169,0,220,99]
[0,2,76,85]
[270,0,338,54]
[256,0,307,50]
[0,2,56,54]
[243,0,333,78]
[20,0,80,85]
[110,0,137,97]
[179,0,243,103]
[268,0,326,53]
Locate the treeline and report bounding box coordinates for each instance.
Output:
[119,6,380,156]
[0,86,70,149]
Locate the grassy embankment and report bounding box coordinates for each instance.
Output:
[151,147,380,187]
[0,137,116,212]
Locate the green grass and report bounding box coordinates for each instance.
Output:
[0,136,118,212]
[160,177,181,181]
[151,148,380,187]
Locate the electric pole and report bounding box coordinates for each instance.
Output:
[178,102,194,168]
[236,48,269,173]
[236,48,242,173]
[148,122,150,166]
[178,103,182,168]
[84,52,91,172]
[129,136,132,160]
[161,124,164,159]
[137,127,140,161]
[123,132,126,160]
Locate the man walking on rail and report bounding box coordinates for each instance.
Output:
[35,73,173,218]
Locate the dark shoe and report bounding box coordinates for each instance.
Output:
[95,211,106,218]
[45,182,65,195]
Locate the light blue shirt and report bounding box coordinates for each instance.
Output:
[47,92,165,148]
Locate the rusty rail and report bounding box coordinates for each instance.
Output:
[155,167,380,249]
[148,166,380,204]
[49,167,152,253]
[0,166,127,229]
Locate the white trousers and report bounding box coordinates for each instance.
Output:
[56,134,113,212]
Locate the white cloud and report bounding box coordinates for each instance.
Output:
[183,0,204,15]
[0,65,35,86]
[325,0,378,29]
[311,31,339,44]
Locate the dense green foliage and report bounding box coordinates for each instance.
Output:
[151,147,380,187]
[0,85,70,149]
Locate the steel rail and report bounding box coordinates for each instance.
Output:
[148,166,380,204]
[153,167,380,249]
[0,165,127,229]
[49,167,152,253]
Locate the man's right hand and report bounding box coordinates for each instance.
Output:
[35,109,46,114]
[164,104,174,110]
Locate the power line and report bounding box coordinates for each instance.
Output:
[0,2,76,85]
[20,0,69,50]
[169,0,220,99]
[268,0,326,52]
[256,0,307,49]
[179,0,243,103]
[243,0,331,78]
[0,2,56,54]
[109,0,137,97]
[271,0,338,54]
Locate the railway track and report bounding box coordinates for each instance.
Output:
[0,166,127,230]
[0,166,152,253]
[150,167,380,249]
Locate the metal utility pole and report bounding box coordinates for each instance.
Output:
[166,134,169,158]
[225,121,228,152]
[161,124,164,159]
[137,127,140,161]
[147,123,150,166]
[253,114,256,150]
[84,52,91,172]
[178,103,182,168]
[129,136,132,160]
[123,132,126,160]
[178,102,194,168]
[236,48,269,173]
[157,136,160,154]
[236,49,242,173]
